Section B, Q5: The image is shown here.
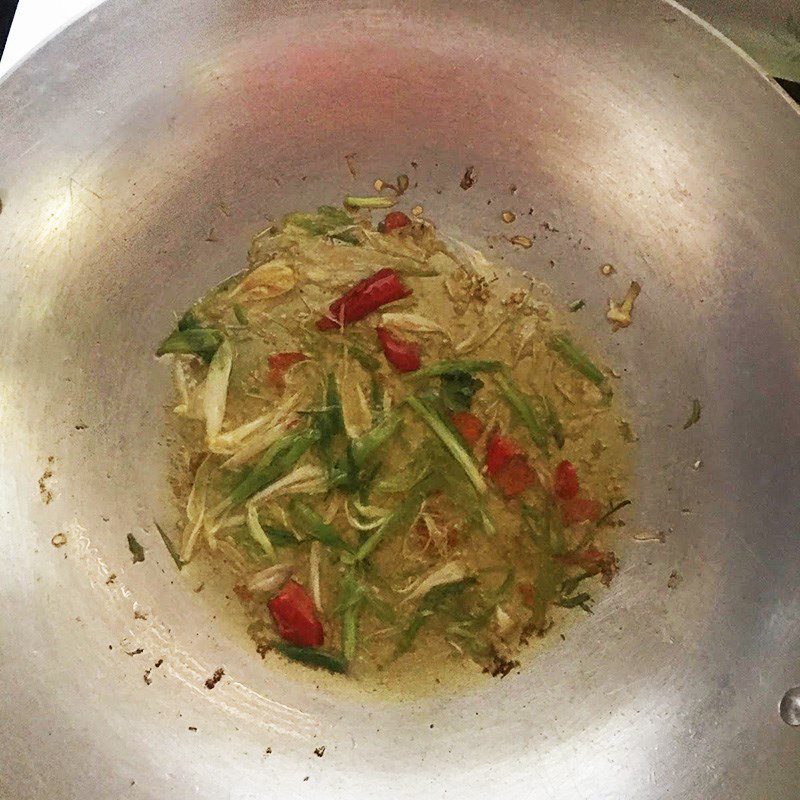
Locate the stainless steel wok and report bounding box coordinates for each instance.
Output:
[1,1,798,797]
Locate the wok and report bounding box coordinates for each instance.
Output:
[1,1,798,797]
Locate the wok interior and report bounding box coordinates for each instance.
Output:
[1,1,798,797]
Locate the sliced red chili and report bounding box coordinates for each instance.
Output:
[316,268,411,331]
[492,455,537,498]
[376,326,421,372]
[451,411,484,446]
[267,580,324,648]
[560,496,602,526]
[382,211,411,232]
[553,459,580,500]
[486,432,525,476]
[267,351,308,389]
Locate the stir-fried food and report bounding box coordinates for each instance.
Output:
[157,201,631,681]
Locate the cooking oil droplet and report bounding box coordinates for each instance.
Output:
[780,687,800,726]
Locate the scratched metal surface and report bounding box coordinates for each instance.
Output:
[0,0,798,798]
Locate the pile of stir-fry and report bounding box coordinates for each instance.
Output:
[157,201,630,680]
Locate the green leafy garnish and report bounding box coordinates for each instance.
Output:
[284,205,355,237]
[127,533,145,564]
[415,359,502,379]
[440,371,484,413]
[351,412,402,468]
[228,520,298,562]
[261,525,299,547]
[227,428,320,507]
[156,326,224,363]
[353,479,434,562]
[495,373,549,451]
[559,571,594,597]
[683,398,702,429]
[289,499,353,551]
[549,334,607,389]
[336,570,367,662]
[154,521,183,569]
[396,577,477,656]
[522,504,566,555]
[232,303,249,325]
[406,396,486,493]
[311,373,345,451]
[555,592,593,612]
[178,309,201,330]
[329,412,401,494]
[348,345,381,372]
[275,643,347,674]
[343,195,397,209]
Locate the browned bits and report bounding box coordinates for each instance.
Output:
[204,667,225,689]
[460,166,476,190]
[501,210,516,224]
[509,235,533,249]
[51,532,67,548]
[38,457,55,504]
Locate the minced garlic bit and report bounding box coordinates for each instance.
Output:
[600,263,616,276]
[373,178,386,192]
[607,281,641,331]
[501,210,516,224]
[509,235,533,249]
[411,205,424,217]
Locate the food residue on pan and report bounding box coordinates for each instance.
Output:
[38,456,55,504]
[509,234,533,249]
[607,280,641,331]
[155,190,634,687]
[127,533,145,563]
[683,398,702,430]
[459,166,476,190]
[204,667,225,689]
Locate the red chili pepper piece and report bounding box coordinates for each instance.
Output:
[560,496,603,526]
[556,547,618,586]
[553,459,580,500]
[316,268,412,331]
[267,580,324,647]
[485,432,537,497]
[451,411,484,446]
[382,211,411,232]
[486,432,525,475]
[267,351,308,389]
[376,326,421,372]
[492,456,537,498]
